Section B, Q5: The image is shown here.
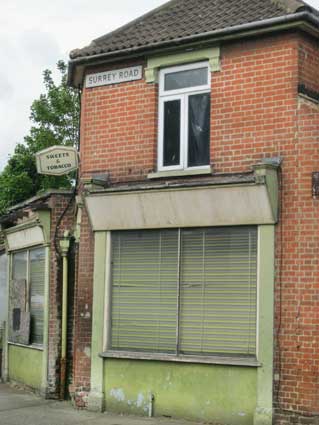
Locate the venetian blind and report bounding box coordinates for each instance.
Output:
[111,230,178,353]
[110,227,257,357]
[29,247,45,344]
[179,227,257,356]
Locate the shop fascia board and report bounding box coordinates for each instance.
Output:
[84,165,279,232]
[3,211,51,252]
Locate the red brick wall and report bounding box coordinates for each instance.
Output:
[81,61,157,182]
[80,33,300,180]
[69,202,94,406]
[298,33,319,93]
[75,31,319,422]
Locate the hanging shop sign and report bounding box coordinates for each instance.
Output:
[36,146,79,176]
[85,65,143,88]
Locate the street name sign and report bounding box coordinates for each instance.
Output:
[36,146,78,176]
[85,65,143,88]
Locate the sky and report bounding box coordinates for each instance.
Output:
[0,0,319,171]
[0,0,167,171]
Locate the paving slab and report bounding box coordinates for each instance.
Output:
[0,384,206,425]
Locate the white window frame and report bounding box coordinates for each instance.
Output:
[158,61,211,172]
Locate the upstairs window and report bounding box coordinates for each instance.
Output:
[158,62,211,171]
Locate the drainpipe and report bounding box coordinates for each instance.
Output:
[59,231,71,400]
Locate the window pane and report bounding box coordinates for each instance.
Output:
[163,100,181,167]
[111,230,178,353]
[188,93,210,167]
[164,67,208,91]
[12,252,27,281]
[179,227,257,356]
[29,248,45,344]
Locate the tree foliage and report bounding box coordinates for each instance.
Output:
[0,61,79,215]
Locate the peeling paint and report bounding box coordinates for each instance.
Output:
[104,359,257,424]
[83,346,91,358]
[110,388,126,402]
[136,393,144,408]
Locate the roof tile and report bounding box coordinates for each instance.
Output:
[70,0,312,60]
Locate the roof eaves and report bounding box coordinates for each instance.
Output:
[7,189,73,213]
[68,10,319,87]
[70,0,177,60]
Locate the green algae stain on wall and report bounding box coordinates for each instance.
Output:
[8,344,43,390]
[104,359,257,425]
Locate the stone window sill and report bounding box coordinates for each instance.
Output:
[148,167,213,180]
[100,350,261,367]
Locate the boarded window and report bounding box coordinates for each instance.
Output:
[9,247,45,346]
[110,227,257,358]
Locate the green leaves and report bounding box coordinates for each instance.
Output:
[0,61,80,215]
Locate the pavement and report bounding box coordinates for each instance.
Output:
[0,383,205,425]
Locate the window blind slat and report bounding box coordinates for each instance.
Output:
[30,248,45,344]
[110,226,257,357]
[179,227,257,356]
[111,230,178,353]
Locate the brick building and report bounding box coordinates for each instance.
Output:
[0,191,76,397]
[67,1,319,424]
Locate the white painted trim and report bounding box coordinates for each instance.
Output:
[158,94,184,171]
[159,61,211,96]
[148,166,212,179]
[158,61,211,171]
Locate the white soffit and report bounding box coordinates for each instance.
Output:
[6,226,45,251]
[85,185,275,231]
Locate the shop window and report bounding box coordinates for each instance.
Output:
[9,247,45,346]
[158,62,211,172]
[110,227,257,358]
